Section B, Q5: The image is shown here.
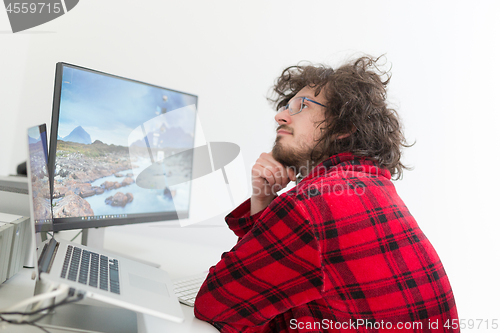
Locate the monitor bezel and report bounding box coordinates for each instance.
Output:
[48,62,197,231]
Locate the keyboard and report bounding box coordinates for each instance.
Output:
[60,245,120,294]
[173,272,208,306]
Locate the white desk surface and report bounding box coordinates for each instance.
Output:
[0,218,237,332]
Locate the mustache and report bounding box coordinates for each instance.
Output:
[276,125,293,134]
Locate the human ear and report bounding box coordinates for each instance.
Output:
[336,123,357,139]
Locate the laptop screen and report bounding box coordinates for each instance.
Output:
[27,124,53,233]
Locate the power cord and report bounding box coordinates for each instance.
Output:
[0,286,85,333]
[45,230,82,242]
[70,230,83,242]
[2,284,68,313]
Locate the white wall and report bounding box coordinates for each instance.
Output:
[1,0,499,323]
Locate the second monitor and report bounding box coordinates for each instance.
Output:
[48,63,198,232]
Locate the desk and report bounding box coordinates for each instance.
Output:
[0,220,236,332]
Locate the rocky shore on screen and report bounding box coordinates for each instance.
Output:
[52,148,137,218]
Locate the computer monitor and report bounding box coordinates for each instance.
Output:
[48,63,197,232]
[27,123,53,234]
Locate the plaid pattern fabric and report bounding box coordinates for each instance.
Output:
[194,153,459,332]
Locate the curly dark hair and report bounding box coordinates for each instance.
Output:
[268,55,413,180]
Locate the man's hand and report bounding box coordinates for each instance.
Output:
[250,153,296,215]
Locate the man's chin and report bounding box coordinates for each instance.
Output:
[275,135,288,143]
[272,142,300,169]
[272,144,288,165]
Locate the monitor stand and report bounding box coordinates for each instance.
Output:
[81,227,160,268]
[81,227,105,249]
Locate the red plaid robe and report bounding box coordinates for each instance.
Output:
[194,153,459,332]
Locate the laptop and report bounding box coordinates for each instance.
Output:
[26,124,184,323]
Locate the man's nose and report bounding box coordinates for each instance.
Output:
[275,108,291,125]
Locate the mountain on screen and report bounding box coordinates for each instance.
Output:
[28,136,40,144]
[62,126,92,145]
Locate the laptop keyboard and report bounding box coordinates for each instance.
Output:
[173,272,208,306]
[60,245,120,294]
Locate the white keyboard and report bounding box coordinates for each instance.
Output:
[173,272,208,307]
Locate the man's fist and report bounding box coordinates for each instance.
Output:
[250,152,296,215]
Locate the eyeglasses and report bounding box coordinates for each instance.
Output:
[278,97,326,116]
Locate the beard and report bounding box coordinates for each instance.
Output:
[272,137,315,177]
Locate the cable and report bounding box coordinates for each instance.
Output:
[1,320,52,333]
[0,291,84,332]
[1,284,69,312]
[1,292,83,316]
[30,284,66,313]
[70,230,83,242]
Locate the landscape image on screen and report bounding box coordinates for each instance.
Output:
[52,66,197,220]
[28,126,53,232]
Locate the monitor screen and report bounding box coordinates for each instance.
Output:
[49,63,197,231]
[27,124,53,233]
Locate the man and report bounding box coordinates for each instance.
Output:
[194,56,459,332]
